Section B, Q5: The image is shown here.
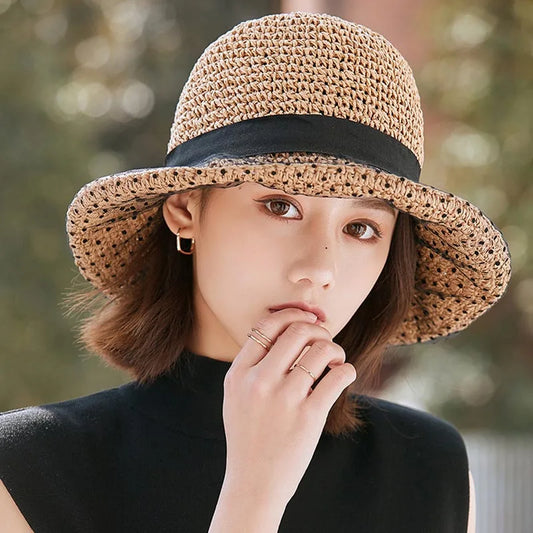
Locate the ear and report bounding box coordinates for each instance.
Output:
[162,190,201,238]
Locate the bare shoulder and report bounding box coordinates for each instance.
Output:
[0,479,34,532]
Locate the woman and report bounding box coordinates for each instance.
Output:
[0,11,510,532]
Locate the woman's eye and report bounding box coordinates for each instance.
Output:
[345,223,381,241]
[262,198,299,218]
[258,197,382,242]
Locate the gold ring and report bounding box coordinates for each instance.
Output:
[247,332,269,350]
[292,363,317,381]
[250,328,273,344]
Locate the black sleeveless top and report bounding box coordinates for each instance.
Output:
[0,350,469,532]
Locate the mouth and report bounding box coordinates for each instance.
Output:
[269,301,327,323]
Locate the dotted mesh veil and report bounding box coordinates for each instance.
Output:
[66,12,512,345]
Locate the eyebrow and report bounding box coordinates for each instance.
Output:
[350,197,396,216]
[254,183,396,216]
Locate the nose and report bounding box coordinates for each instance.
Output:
[287,221,337,289]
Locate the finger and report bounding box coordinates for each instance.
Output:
[255,320,332,377]
[304,363,357,417]
[233,308,319,369]
[285,341,346,397]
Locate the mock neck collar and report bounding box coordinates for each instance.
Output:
[124,349,233,441]
[170,348,234,393]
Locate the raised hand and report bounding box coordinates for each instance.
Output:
[222,307,357,505]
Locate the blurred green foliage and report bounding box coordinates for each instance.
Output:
[384,0,533,432]
[1,0,531,432]
[0,0,278,409]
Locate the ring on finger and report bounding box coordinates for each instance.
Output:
[247,327,273,350]
[291,363,317,381]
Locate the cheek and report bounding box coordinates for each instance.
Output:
[341,263,374,303]
[338,245,391,308]
[194,212,277,303]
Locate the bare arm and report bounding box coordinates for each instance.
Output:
[209,469,478,533]
[208,478,287,533]
[467,469,476,533]
[0,479,34,532]
[208,308,355,532]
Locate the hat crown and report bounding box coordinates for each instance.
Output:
[168,12,424,166]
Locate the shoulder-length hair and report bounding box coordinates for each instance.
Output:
[64,185,417,438]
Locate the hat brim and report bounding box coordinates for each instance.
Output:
[66,160,511,345]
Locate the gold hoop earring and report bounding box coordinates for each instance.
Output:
[176,227,195,255]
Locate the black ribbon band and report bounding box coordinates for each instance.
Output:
[164,114,421,182]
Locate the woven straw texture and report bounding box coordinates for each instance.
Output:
[66,12,512,345]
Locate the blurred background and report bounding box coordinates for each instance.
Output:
[1,0,531,530]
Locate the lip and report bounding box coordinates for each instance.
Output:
[269,301,327,323]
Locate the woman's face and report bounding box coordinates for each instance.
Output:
[163,181,398,362]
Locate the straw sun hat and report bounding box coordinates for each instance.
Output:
[66,11,511,345]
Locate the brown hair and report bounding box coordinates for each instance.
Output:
[63,185,417,438]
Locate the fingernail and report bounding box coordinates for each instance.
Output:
[305,311,318,321]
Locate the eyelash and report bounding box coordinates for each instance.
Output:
[256,197,383,242]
